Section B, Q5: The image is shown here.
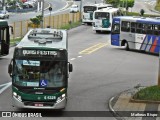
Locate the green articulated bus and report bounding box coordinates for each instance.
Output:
[8,28,73,109]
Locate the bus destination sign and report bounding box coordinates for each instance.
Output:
[22,50,58,56]
[14,49,66,59]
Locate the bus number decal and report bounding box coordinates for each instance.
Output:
[44,96,56,100]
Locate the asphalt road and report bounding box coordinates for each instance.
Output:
[0,25,159,119]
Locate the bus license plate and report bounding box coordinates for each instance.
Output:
[35,103,43,107]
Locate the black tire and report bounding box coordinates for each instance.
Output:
[96,30,100,33]
[87,23,92,26]
[125,41,129,51]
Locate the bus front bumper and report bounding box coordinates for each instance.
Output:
[93,26,111,31]
[82,19,93,23]
[12,96,66,109]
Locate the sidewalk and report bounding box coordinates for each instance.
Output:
[109,87,160,120]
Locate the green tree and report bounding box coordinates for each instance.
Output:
[105,0,120,7]
[155,0,160,11]
[140,9,145,16]
[120,0,134,10]
[30,15,43,28]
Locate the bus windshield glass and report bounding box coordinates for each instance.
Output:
[13,60,66,88]
[84,6,97,13]
[95,12,109,19]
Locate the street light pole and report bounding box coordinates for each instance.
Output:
[41,0,44,28]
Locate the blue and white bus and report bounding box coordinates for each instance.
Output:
[111,16,160,53]
[82,3,112,25]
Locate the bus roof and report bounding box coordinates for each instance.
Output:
[95,7,119,13]
[113,16,160,24]
[84,3,112,7]
[16,28,68,50]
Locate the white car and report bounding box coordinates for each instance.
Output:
[0,11,9,19]
[70,5,79,13]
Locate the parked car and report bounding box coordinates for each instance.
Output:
[0,11,9,19]
[70,4,79,13]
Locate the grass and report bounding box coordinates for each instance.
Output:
[126,12,160,17]
[155,6,160,12]
[10,37,22,46]
[60,21,82,30]
[133,86,160,101]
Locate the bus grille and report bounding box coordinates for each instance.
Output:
[23,101,55,106]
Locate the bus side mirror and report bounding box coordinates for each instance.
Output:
[68,63,73,72]
[9,26,14,34]
[8,64,13,77]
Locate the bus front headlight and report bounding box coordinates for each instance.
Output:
[13,92,17,97]
[56,94,66,103]
[13,92,22,102]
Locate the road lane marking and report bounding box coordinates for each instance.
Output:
[0,82,12,94]
[70,58,76,61]
[79,43,108,55]
[78,56,82,58]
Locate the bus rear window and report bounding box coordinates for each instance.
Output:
[83,6,96,13]
[95,12,109,19]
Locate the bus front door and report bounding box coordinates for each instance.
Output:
[0,27,9,55]
[111,23,120,46]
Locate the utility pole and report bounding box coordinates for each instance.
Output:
[41,0,44,28]
[79,0,83,22]
[2,0,6,11]
[125,0,128,15]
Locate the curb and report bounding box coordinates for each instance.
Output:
[149,8,160,14]
[108,87,139,120]
[108,96,125,120]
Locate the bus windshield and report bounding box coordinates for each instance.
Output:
[84,6,96,13]
[95,12,109,19]
[13,59,66,88]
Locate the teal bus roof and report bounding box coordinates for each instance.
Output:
[16,28,68,50]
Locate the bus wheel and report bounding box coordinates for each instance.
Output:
[96,30,100,33]
[125,42,129,51]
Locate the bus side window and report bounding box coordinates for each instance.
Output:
[121,21,130,32]
[153,25,159,36]
[147,24,153,34]
[141,24,147,34]
[131,22,136,33]
[136,23,142,34]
